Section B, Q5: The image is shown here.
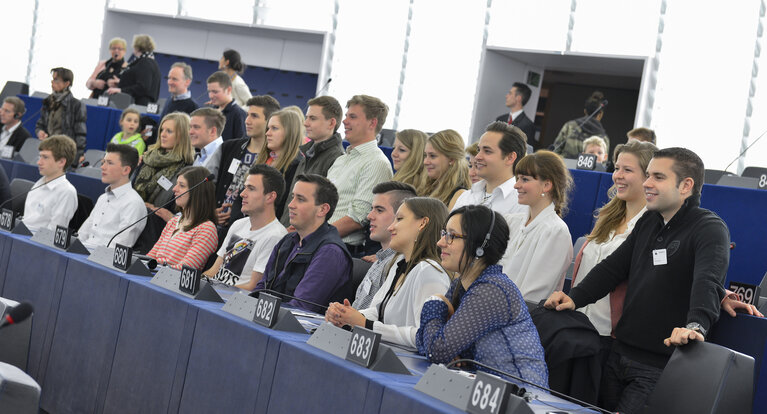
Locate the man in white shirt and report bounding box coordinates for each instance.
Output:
[189,107,224,176]
[326,94,393,256]
[204,164,287,290]
[78,143,147,249]
[453,121,528,216]
[23,135,78,232]
[0,97,32,152]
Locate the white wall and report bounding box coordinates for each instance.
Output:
[102,10,323,74]
[470,50,543,143]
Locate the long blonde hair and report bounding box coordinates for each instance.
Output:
[148,112,194,164]
[587,140,658,243]
[255,109,302,173]
[392,129,427,189]
[417,129,471,205]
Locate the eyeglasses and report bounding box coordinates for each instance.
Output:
[440,229,467,245]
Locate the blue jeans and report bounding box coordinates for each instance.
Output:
[600,349,663,414]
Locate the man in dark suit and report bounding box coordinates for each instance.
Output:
[0,97,32,152]
[495,82,536,148]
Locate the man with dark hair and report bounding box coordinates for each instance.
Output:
[551,91,610,159]
[78,144,146,248]
[255,174,352,313]
[279,95,345,225]
[545,147,728,414]
[204,164,288,290]
[495,82,536,146]
[452,121,527,215]
[207,71,246,141]
[189,107,225,172]
[36,67,87,165]
[352,181,417,309]
[326,94,393,256]
[0,97,31,152]
[208,95,280,229]
[627,127,656,144]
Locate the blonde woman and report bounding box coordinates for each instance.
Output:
[391,129,427,189]
[418,129,471,210]
[255,109,305,214]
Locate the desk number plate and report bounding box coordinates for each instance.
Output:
[252,293,281,328]
[345,326,381,368]
[178,265,200,295]
[112,243,133,271]
[53,225,71,249]
[466,371,511,414]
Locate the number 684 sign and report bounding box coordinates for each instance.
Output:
[466,371,512,414]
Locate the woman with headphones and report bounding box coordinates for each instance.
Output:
[416,205,548,387]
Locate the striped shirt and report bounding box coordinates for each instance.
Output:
[148,215,218,270]
[326,140,393,245]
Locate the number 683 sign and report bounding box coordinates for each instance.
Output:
[345,326,381,368]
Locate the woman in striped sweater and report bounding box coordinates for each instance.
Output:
[147,166,218,270]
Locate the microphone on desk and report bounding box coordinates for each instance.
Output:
[0,302,33,330]
[249,288,329,311]
[106,173,215,247]
[723,126,767,174]
[445,358,615,414]
[0,173,67,212]
[132,253,158,270]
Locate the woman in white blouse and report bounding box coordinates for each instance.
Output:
[500,150,573,303]
[219,49,252,109]
[571,140,656,336]
[326,197,451,349]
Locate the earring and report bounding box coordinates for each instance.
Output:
[541,192,545,197]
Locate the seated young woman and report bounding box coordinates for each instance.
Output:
[147,166,219,270]
[572,140,762,339]
[500,151,573,303]
[325,197,451,349]
[255,108,304,215]
[391,129,427,190]
[416,205,548,388]
[417,130,471,210]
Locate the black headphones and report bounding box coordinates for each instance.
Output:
[13,112,21,120]
[475,210,496,258]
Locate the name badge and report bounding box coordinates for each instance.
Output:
[653,249,667,266]
[157,175,173,191]
[0,145,13,159]
[227,158,241,175]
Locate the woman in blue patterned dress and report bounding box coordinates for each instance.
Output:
[416,204,548,388]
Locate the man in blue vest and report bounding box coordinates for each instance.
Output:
[255,174,352,313]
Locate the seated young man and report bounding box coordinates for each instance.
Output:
[204,165,288,290]
[255,174,352,313]
[23,135,78,232]
[78,143,147,249]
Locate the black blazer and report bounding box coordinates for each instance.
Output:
[495,111,536,146]
[2,123,33,152]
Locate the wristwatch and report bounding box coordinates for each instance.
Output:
[685,322,707,337]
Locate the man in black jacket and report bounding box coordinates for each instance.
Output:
[545,147,729,414]
[279,95,344,225]
[208,95,280,229]
[0,97,32,152]
[495,82,536,146]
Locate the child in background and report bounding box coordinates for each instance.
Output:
[110,108,146,156]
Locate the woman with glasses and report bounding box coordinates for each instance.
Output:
[417,205,548,387]
[86,37,128,99]
[325,197,451,349]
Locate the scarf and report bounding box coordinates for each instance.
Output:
[134,147,186,203]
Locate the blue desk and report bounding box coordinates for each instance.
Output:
[0,233,593,413]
